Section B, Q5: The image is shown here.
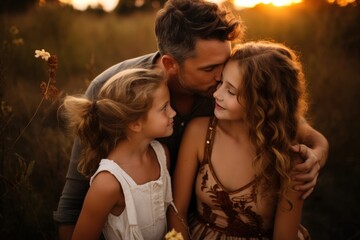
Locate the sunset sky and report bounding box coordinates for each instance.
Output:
[58,0,357,11]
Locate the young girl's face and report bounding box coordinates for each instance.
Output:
[213,60,245,121]
[141,83,176,138]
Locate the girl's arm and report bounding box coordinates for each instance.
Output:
[72,172,124,240]
[167,118,207,240]
[273,180,304,240]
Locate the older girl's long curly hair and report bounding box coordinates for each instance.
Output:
[230,41,308,205]
[59,68,165,178]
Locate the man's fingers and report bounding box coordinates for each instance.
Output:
[293,145,319,172]
[294,175,316,190]
[292,144,309,159]
[291,143,321,199]
[300,187,314,200]
[293,163,320,181]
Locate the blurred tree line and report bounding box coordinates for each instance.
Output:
[0,0,167,13]
[1,0,360,239]
[1,0,360,14]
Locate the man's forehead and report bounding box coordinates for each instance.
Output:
[188,40,230,66]
[195,39,231,50]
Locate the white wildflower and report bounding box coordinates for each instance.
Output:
[35,49,51,61]
[165,228,184,240]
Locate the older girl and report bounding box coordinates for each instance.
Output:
[169,41,312,239]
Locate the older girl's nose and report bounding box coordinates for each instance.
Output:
[213,88,221,100]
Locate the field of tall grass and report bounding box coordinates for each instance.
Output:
[1,2,359,239]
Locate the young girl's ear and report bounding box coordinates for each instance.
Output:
[128,120,142,133]
[161,55,179,75]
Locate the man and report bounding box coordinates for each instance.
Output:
[54,0,328,239]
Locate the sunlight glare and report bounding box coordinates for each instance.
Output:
[328,0,356,6]
[231,0,302,8]
[60,0,357,12]
[60,0,119,11]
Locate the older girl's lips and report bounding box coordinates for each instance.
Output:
[215,102,225,110]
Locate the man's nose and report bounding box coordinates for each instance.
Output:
[214,66,223,82]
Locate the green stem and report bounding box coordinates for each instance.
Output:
[11,75,52,147]
[11,97,45,147]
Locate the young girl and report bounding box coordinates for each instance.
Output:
[168,41,311,239]
[60,68,176,240]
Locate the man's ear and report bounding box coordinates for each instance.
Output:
[128,120,142,133]
[161,55,179,75]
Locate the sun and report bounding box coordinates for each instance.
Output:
[212,0,357,8]
[237,0,302,8]
[59,0,119,12]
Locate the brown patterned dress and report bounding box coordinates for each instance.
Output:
[188,117,310,240]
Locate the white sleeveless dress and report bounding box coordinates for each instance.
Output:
[90,140,174,240]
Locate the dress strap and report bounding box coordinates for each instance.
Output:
[203,117,217,165]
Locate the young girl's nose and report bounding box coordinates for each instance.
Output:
[169,106,176,118]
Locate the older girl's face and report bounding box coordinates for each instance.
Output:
[213,60,245,121]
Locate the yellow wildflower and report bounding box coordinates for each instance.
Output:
[165,228,184,240]
[35,49,51,61]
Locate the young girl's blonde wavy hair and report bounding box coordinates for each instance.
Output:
[59,68,165,177]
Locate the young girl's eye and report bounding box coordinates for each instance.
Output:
[161,103,168,112]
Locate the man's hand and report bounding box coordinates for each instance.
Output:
[291,144,321,199]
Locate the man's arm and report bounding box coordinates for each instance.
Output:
[292,118,329,199]
[53,139,90,240]
[295,118,329,167]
